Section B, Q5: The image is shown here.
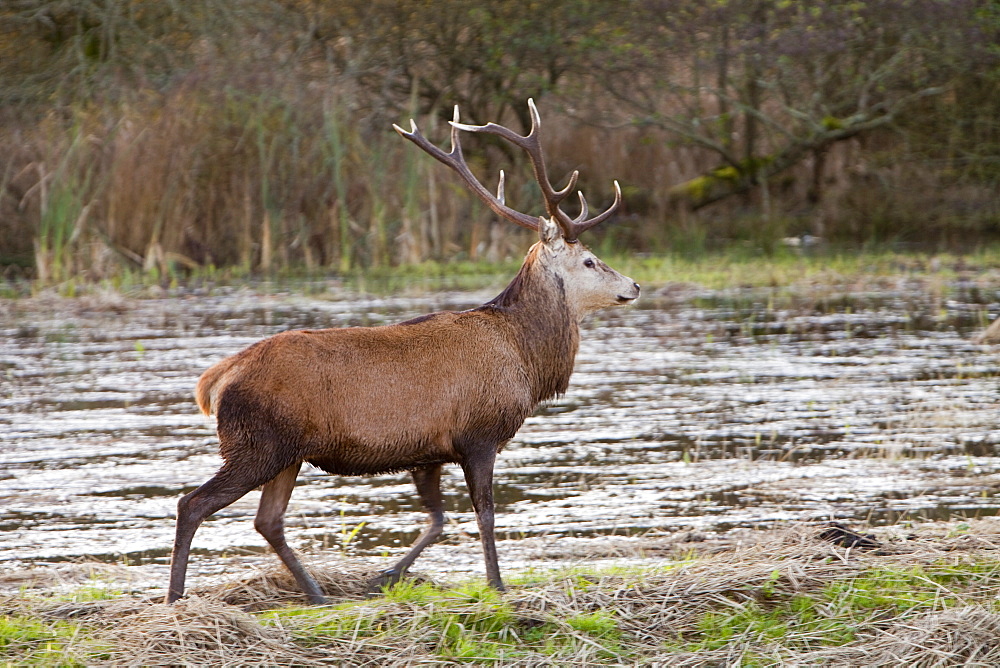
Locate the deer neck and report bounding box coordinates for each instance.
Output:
[484,260,580,403]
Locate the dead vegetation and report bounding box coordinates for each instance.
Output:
[3,2,998,282]
[4,518,1000,665]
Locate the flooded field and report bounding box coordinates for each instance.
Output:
[2,277,1000,593]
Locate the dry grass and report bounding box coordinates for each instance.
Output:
[186,565,376,611]
[86,597,305,666]
[3,76,997,283]
[800,606,1000,666]
[4,519,1000,665]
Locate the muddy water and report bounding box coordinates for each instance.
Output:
[2,281,1000,589]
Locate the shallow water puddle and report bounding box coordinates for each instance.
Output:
[2,283,999,587]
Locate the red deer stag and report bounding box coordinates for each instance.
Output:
[166,99,640,604]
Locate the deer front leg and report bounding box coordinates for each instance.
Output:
[368,464,445,593]
[462,451,505,591]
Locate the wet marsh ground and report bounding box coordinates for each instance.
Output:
[2,255,1000,602]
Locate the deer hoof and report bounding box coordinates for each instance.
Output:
[366,569,403,595]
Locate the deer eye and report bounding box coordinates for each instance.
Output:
[583,258,595,268]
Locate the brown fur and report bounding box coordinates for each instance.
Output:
[167,105,641,603]
[195,249,575,476]
[165,228,637,605]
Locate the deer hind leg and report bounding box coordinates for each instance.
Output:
[254,463,327,605]
[166,463,280,604]
[368,464,445,593]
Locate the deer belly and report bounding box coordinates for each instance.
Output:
[305,434,458,476]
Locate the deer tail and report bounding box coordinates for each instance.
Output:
[194,356,240,416]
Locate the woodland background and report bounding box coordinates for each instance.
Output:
[1,0,998,280]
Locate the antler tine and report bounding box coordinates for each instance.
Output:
[497,170,507,205]
[526,99,580,204]
[567,180,622,238]
[393,107,540,231]
[395,100,622,241]
[451,99,577,222]
[571,191,589,225]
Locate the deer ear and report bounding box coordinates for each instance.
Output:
[539,217,562,245]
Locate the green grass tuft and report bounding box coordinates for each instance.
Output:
[0,615,88,666]
[7,527,1000,664]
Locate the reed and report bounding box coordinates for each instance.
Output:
[30,125,103,284]
[2,0,997,283]
[2,80,998,284]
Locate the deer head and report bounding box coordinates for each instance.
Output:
[394,99,639,317]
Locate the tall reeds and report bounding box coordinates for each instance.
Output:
[2,76,998,284]
[31,125,100,283]
[2,0,997,282]
[5,79,534,283]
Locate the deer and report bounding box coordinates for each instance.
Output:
[165,99,640,604]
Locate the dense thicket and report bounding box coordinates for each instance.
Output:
[1,0,997,279]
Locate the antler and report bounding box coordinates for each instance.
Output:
[394,99,621,242]
[393,107,539,231]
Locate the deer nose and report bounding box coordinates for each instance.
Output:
[616,282,641,304]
